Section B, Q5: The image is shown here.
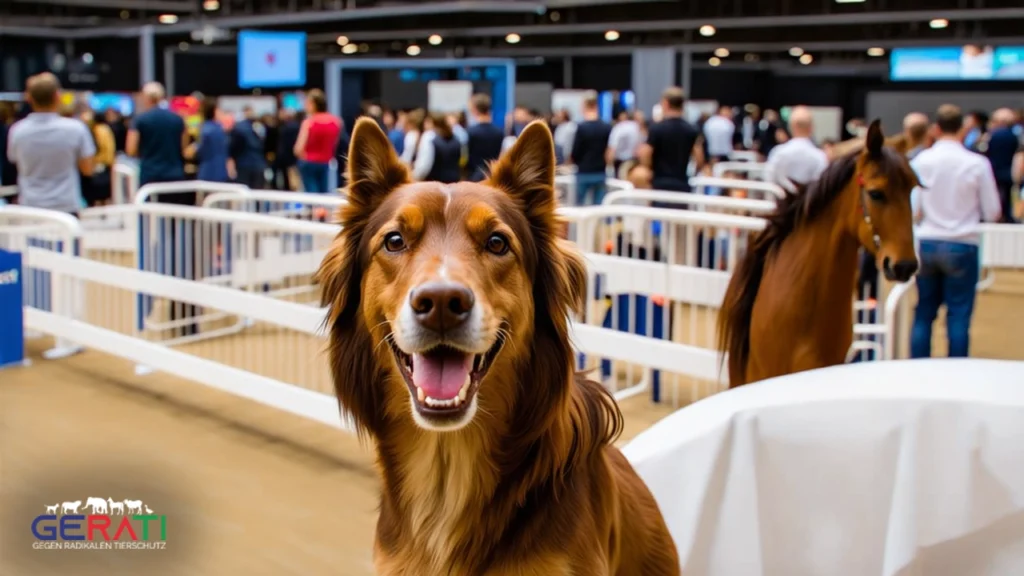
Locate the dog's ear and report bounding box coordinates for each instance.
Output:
[487,120,557,220]
[346,116,408,212]
[555,239,588,317]
[320,117,405,325]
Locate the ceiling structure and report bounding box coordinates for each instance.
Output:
[4,0,1024,66]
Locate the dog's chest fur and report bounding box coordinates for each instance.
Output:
[386,429,497,572]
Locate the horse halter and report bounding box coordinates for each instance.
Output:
[856,174,881,251]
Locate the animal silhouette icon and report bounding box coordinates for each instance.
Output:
[124,500,143,515]
[61,501,82,514]
[108,498,125,515]
[83,497,108,514]
[45,504,58,514]
[144,505,154,514]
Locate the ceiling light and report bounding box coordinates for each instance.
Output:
[789,47,804,57]
[604,30,620,41]
[202,0,220,10]
[428,34,443,45]
[82,53,94,64]
[358,43,369,53]
[708,57,721,67]
[867,47,885,57]
[406,44,421,56]
[699,25,716,37]
[120,10,130,19]
[799,53,813,65]
[929,18,949,29]
[550,11,561,22]
[744,53,759,62]
[178,42,189,51]
[336,35,349,46]
[158,14,178,24]
[505,33,521,44]
[342,43,358,54]
[714,47,730,58]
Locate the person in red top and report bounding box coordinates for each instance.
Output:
[293,89,341,193]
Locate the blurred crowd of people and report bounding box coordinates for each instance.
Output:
[4,72,1021,225]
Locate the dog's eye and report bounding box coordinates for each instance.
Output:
[384,232,406,252]
[485,233,510,255]
[868,189,886,202]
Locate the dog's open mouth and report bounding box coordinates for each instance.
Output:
[390,336,504,418]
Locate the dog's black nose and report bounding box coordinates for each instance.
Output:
[883,257,919,282]
[410,282,475,332]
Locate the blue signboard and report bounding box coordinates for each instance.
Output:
[0,249,25,369]
[891,45,1024,81]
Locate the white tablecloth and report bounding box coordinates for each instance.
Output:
[624,359,1024,576]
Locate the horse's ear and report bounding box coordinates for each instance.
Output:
[865,119,884,158]
[346,116,408,212]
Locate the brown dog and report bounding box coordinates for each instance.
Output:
[317,117,680,575]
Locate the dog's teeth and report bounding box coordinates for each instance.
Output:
[417,387,425,402]
[424,396,458,408]
[453,396,461,407]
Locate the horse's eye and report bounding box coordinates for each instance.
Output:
[485,233,510,256]
[384,232,406,252]
[868,190,886,202]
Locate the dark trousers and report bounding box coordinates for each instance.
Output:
[298,161,330,193]
[911,240,979,358]
[859,250,879,301]
[272,163,293,190]
[155,217,199,338]
[997,181,1016,223]
[236,165,265,190]
[575,173,607,206]
[138,178,199,338]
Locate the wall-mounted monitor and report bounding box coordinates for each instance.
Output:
[237,30,307,89]
[89,93,134,116]
[890,45,1024,81]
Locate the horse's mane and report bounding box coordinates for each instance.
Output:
[716,146,913,385]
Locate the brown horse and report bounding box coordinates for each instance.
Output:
[718,120,920,388]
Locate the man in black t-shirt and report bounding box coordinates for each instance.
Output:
[569,92,612,205]
[466,94,504,182]
[639,86,702,193]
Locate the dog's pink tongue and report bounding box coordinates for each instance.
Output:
[412,350,472,399]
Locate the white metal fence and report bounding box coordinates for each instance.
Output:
[13,173,1024,424]
[8,202,757,433]
[0,206,85,359]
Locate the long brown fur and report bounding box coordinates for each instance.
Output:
[717,120,919,387]
[318,118,680,575]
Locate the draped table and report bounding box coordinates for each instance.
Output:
[624,359,1024,576]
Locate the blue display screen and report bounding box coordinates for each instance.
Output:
[890,45,1024,81]
[237,30,307,89]
[89,93,134,116]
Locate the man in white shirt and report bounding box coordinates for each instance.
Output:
[608,109,641,176]
[909,104,1002,359]
[702,106,735,161]
[552,109,576,164]
[765,106,828,190]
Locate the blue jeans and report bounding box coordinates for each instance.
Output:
[575,173,607,206]
[910,240,979,358]
[298,161,330,193]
